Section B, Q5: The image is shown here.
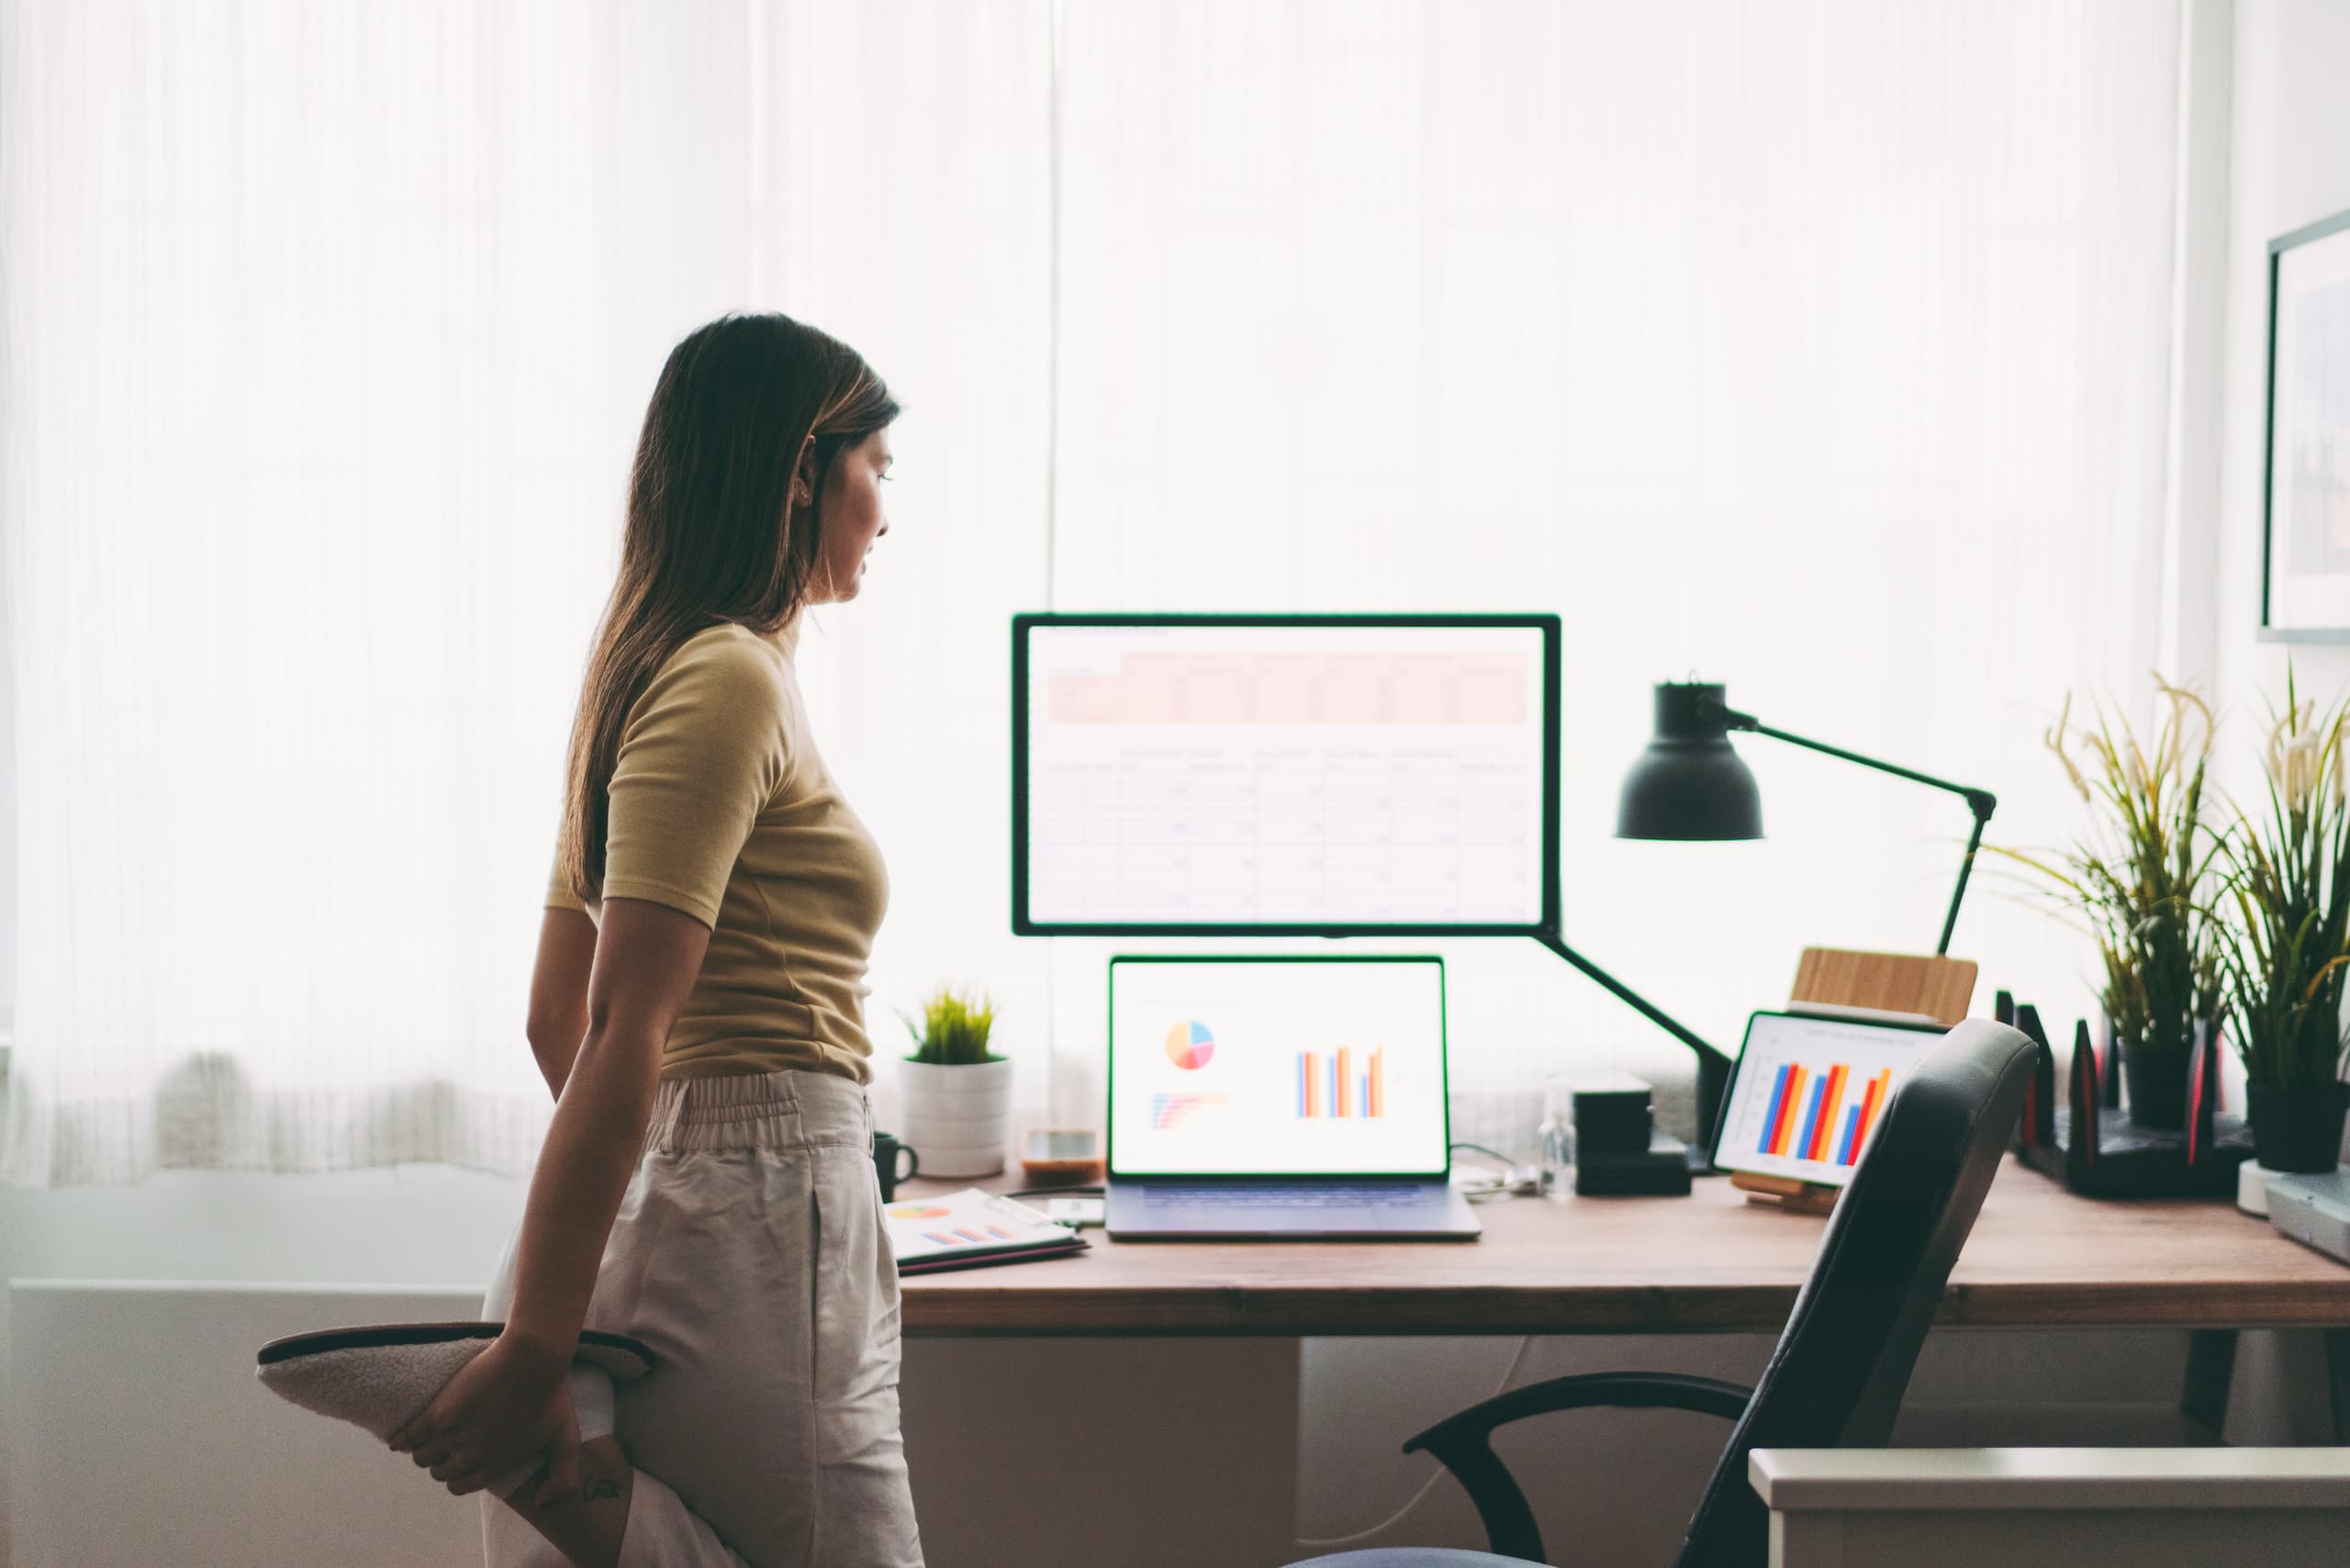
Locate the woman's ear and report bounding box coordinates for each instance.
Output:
[789,435,817,510]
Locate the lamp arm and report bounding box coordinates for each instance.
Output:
[1532,927,1733,1159]
[1936,809,1991,958]
[1709,700,1998,957]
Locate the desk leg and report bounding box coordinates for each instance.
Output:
[2180,1328,2237,1439]
[2328,1329,2350,1444]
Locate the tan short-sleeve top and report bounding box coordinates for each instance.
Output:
[547,620,890,1082]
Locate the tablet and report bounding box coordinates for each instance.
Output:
[1712,1010,1949,1186]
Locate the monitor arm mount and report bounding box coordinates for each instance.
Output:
[1533,925,1732,1170]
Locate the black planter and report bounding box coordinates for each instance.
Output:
[2247,1081,2350,1173]
[2119,1040,2188,1130]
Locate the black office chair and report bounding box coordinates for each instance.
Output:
[1283,1017,2037,1568]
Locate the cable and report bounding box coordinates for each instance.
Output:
[1290,1332,1539,1550]
[1449,1142,1543,1201]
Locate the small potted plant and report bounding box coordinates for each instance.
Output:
[2004,680,2225,1129]
[896,985,1013,1178]
[2214,683,2350,1173]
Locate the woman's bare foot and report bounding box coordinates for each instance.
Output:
[499,1434,635,1568]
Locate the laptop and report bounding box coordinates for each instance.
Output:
[1103,955,1481,1240]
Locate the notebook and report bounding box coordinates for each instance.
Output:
[884,1188,1088,1274]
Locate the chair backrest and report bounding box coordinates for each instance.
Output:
[1674,1018,2036,1568]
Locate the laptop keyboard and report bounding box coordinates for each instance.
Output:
[1142,1184,1431,1209]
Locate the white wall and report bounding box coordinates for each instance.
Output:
[2205,0,2350,1175]
[7,1270,1309,1568]
[0,1165,523,1568]
[6,1160,2316,1568]
[2214,0,2350,744]
[0,533,14,1036]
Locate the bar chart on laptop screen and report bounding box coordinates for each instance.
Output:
[1019,621,1552,929]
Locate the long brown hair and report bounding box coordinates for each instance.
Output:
[558,313,899,903]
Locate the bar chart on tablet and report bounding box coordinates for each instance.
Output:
[1020,622,1550,927]
[1718,1014,1939,1183]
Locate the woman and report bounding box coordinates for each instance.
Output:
[387,312,921,1568]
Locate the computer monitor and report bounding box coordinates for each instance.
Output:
[1106,955,1451,1179]
[1012,613,1561,935]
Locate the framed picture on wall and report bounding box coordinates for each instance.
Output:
[2261,206,2350,641]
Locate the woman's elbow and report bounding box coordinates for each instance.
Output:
[524,1014,577,1060]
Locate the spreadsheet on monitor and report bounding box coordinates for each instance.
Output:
[1013,617,1558,932]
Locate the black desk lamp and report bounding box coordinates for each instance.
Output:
[1536,680,1997,1166]
[1618,681,1998,957]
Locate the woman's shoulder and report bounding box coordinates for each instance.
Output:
[667,622,791,679]
[633,622,794,722]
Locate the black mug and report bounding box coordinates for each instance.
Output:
[873,1130,921,1202]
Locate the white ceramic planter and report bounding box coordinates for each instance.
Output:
[898,1055,1013,1178]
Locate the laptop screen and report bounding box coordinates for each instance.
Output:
[1107,956,1449,1178]
[1712,1010,1949,1187]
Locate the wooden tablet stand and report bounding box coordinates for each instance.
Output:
[1730,947,1978,1215]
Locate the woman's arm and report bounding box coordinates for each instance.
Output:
[399,639,786,1493]
[524,907,599,1101]
[392,895,711,1495]
[502,894,711,1364]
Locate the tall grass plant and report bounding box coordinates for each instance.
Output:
[1995,678,2224,1063]
[2213,678,2350,1091]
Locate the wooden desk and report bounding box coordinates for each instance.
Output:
[885,1159,2350,1565]
[898,1156,2350,1338]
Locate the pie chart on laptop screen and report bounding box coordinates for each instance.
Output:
[1165,1021,1215,1070]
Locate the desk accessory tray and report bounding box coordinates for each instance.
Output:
[1997,991,2251,1199]
[2266,1170,2350,1264]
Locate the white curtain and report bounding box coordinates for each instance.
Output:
[3,0,2183,1183]
[0,0,1054,1183]
[1045,0,2186,1144]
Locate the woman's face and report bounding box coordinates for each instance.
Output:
[803,427,894,604]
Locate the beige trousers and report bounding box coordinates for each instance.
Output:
[480,1069,924,1568]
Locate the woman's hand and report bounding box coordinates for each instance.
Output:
[388,1336,581,1504]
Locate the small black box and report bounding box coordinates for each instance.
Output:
[1572,1120,1656,1154]
[1568,1072,1653,1125]
[1570,1071,1655,1151]
[1572,1131,1693,1196]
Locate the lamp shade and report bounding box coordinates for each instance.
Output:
[1617,681,1763,840]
